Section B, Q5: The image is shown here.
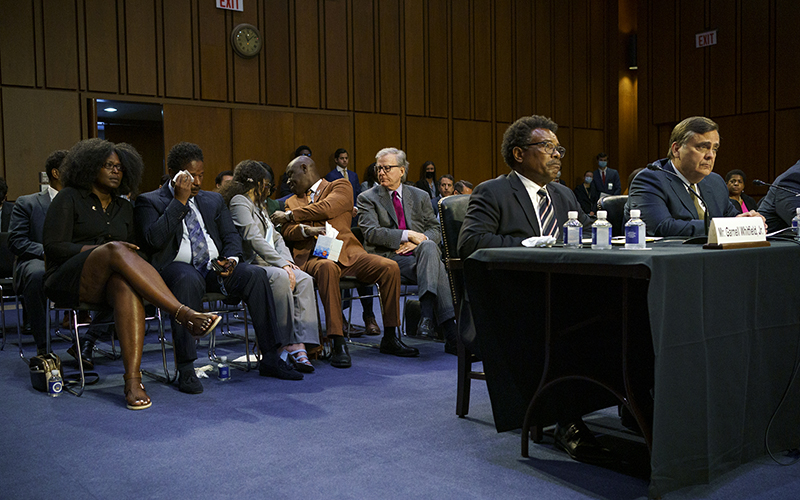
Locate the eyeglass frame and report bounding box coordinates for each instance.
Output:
[524,141,566,159]
[101,161,125,173]
[375,164,402,174]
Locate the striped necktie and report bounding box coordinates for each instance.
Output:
[184,207,210,276]
[537,188,557,237]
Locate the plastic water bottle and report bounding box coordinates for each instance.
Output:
[793,208,800,240]
[625,209,647,249]
[218,356,230,381]
[48,369,63,397]
[592,210,613,250]
[562,211,583,249]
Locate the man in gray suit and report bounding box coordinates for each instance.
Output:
[8,150,109,360]
[357,147,457,352]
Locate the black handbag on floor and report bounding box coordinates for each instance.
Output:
[29,353,63,392]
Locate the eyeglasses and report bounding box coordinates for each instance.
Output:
[376,165,400,174]
[525,141,566,158]
[101,161,124,173]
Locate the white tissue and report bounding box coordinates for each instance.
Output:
[522,235,557,248]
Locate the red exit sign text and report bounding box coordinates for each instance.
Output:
[696,30,717,48]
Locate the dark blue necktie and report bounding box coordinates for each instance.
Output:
[185,207,209,275]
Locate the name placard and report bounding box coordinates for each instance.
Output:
[707,217,766,245]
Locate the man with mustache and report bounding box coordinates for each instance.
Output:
[625,116,760,236]
[458,115,606,464]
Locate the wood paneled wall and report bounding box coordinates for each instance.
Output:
[0,0,611,198]
[637,0,800,198]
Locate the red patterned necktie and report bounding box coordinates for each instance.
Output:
[392,191,407,230]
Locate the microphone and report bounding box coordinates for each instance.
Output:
[646,162,711,238]
[753,179,800,197]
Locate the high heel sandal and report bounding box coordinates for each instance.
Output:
[124,372,152,411]
[174,304,221,339]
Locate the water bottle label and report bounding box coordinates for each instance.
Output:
[218,364,230,380]
[592,228,597,245]
[564,226,582,245]
[607,228,612,245]
[48,378,63,395]
[625,226,640,244]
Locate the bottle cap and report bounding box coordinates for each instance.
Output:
[567,211,578,219]
[796,208,800,216]
[630,209,641,218]
[597,210,607,219]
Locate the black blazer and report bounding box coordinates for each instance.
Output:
[458,171,591,258]
[134,184,243,272]
[8,190,50,263]
[1,201,15,232]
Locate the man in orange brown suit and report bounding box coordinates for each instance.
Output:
[271,156,419,368]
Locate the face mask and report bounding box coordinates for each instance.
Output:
[585,176,593,184]
[425,171,434,179]
[598,161,608,168]
[556,171,561,178]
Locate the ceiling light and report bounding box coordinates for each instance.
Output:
[104,107,117,113]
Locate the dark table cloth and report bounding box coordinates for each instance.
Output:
[464,240,800,497]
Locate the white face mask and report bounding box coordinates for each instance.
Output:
[598,161,608,168]
[585,176,593,184]
[556,171,561,178]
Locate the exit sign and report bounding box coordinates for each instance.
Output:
[216,0,243,12]
[696,30,717,48]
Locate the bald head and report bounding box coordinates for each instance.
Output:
[286,155,321,196]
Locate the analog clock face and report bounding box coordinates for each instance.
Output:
[231,24,262,58]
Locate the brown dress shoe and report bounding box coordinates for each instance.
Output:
[363,316,381,336]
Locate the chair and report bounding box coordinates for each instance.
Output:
[204,293,255,371]
[45,300,165,396]
[598,195,628,236]
[0,232,22,356]
[438,195,486,418]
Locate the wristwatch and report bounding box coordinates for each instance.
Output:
[285,210,294,222]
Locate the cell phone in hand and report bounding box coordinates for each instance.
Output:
[210,260,227,273]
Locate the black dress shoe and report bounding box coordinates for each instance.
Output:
[379,335,419,357]
[259,358,304,380]
[178,369,204,394]
[553,420,615,464]
[417,317,436,338]
[330,337,352,368]
[67,339,95,370]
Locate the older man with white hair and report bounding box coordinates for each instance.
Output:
[357,148,458,353]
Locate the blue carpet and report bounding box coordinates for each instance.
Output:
[1,302,799,499]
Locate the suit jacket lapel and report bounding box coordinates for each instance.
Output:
[37,190,50,213]
[663,163,698,218]
[378,187,399,227]
[507,172,540,236]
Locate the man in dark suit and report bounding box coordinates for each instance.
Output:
[8,150,110,360]
[323,148,380,336]
[625,116,762,236]
[272,156,418,368]
[135,142,301,394]
[357,147,458,353]
[756,160,800,233]
[0,177,13,232]
[458,115,609,465]
[591,153,621,197]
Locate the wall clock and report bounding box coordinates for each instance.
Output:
[231,23,262,58]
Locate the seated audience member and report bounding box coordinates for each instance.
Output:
[574,170,598,216]
[279,145,312,198]
[0,177,13,231]
[757,160,800,233]
[223,160,319,373]
[725,169,756,214]
[360,162,378,193]
[42,138,221,410]
[135,142,302,394]
[271,156,418,369]
[622,167,644,196]
[254,162,284,215]
[214,170,233,192]
[454,180,474,195]
[9,150,112,362]
[415,161,437,198]
[555,169,567,185]
[458,115,603,464]
[357,148,458,354]
[625,116,762,236]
